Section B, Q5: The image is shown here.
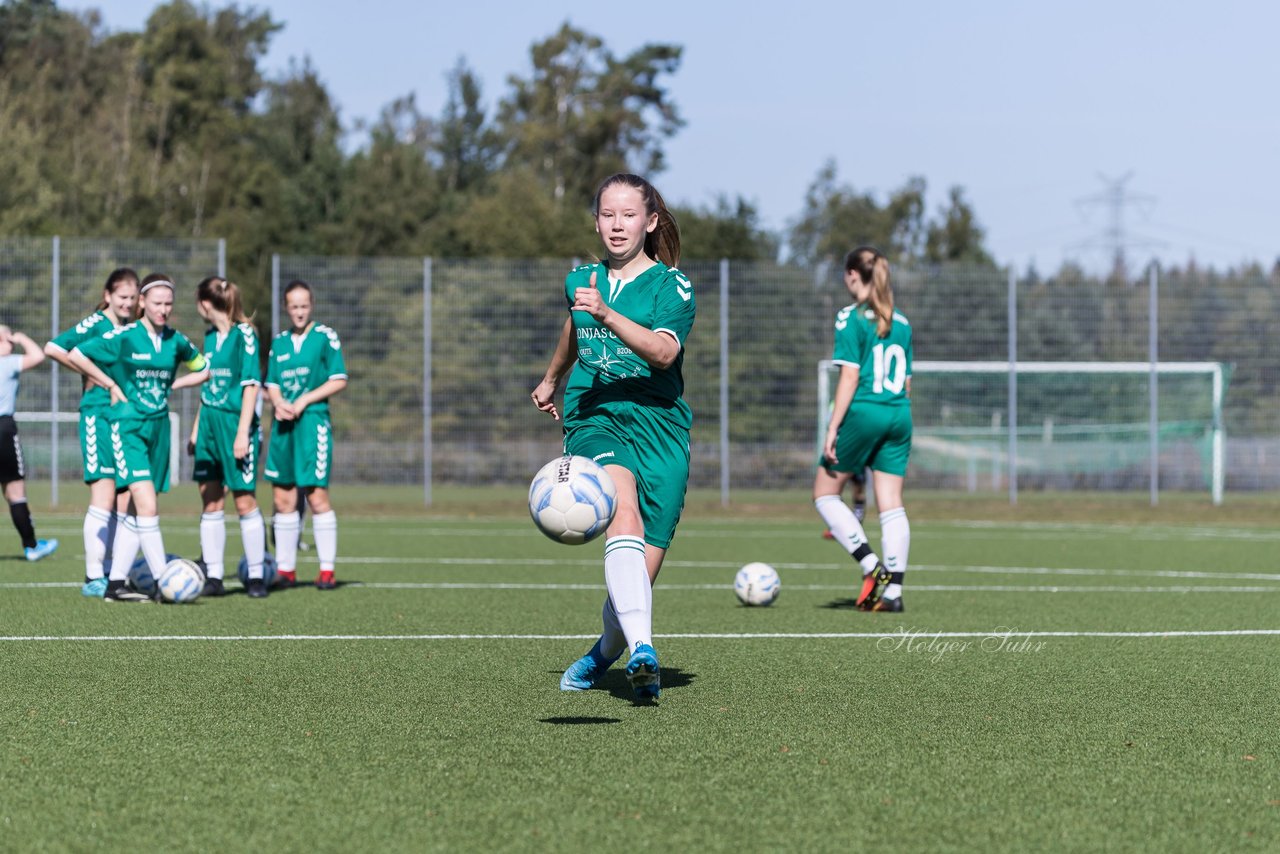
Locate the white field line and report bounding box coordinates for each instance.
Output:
[6,580,1280,596]
[4,629,1280,642]
[31,518,1280,542]
[151,554,1280,581]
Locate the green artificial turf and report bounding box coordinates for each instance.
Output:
[2,488,1277,852]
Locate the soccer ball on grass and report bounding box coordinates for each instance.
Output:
[127,553,185,597]
[734,562,780,606]
[157,558,204,603]
[528,455,618,545]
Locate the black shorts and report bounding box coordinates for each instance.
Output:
[0,415,25,483]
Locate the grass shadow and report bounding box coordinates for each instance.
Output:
[539,716,622,725]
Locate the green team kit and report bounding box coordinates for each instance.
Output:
[48,311,123,483]
[76,321,205,491]
[561,262,696,548]
[264,323,347,488]
[828,303,914,476]
[193,322,261,491]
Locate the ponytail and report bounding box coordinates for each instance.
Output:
[196,276,250,324]
[593,173,681,268]
[844,247,895,338]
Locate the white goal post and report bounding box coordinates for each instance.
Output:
[16,411,185,502]
[818,360,1226,504]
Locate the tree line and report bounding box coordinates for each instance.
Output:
[1,0,995,298]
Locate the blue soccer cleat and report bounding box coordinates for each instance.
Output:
[560,638,621,691]
[25,539,59,562]
[81,577,108,598]
[625,643,661,700]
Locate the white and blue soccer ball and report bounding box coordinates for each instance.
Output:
[157,558,204,603]
[127,553,184,597]
[529,455,618,545]
[735,562,781,607]
[237,552,278,587]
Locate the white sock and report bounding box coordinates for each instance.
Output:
[239,509,266,580]
[200,511,226,580]
[603,535,651,652]
[599,598,627,659]
[135,516,166,578]
[815,495,880,574]
[83,506,112,580]
[312,510,337,571]
[880,507,910,599]
[108,513,138,581]
[273,511,300,572]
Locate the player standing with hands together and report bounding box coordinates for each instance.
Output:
[532,173,696,701]
[264,281,347,590]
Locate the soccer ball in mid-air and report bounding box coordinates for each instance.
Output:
[529,455,618,545]
[127,553,183,597]
[157,558,204,603]
[734,562,780,606]
[237,552,279,587]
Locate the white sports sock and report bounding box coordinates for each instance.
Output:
[135,516,166,578]
[83,506,112,580]
[312,510,337,571]
[880,507,910,598]
[274,511,300,572]
[239,509,266,580]
[599,597,627,659]
[108,513,138,581]
[200,511,226,580]
[815,495,880,574]
[603,535,651,652]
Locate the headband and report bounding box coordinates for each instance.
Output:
[140,280,175,294]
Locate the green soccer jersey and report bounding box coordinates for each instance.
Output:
[562,262,696,428]
[265,323,347,413]
[832,303,913,406]
[47,310,121,413]
[201,322,261,412]
[75,321,205,419]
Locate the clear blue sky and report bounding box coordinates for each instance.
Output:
[74,0,1279,273]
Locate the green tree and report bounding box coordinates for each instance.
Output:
[435,58,500,196]
[674,195,778,261]
[497,22,683,203]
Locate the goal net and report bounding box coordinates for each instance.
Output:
[818,360,1227,501]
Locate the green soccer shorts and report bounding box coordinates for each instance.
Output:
[264,410,333,488]
[193,408,259,492]
[111,415,172,492]
[79,410,116,483]
[824,402,913,477]
[564,400,690,549]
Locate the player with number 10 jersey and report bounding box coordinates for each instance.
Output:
[828,296,913,476]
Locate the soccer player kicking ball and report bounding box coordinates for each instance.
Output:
[532,173,696,701]
[263,280,346,590]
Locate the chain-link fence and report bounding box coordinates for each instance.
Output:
[1,237,224,503]
[3,238,1277,501]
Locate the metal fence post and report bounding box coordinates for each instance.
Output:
[217,238,226,278]
[1149,265,1159,506]
[1007,268,1018,505]
[50,236,60,506]
[423,257,433,507]
[719,258,729,507]
[271,254,280,336]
